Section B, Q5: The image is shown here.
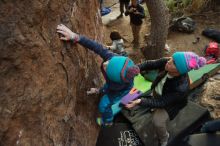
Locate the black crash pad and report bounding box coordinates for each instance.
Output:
[96,123,144,146]
[202,28,220,43]
[121,101,210,146]
[186,133,220,146]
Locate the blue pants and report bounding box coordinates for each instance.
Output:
[99,95,116,123]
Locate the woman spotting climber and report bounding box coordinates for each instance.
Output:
[125,52,206,146]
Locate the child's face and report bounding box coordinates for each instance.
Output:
[165,58,180,76]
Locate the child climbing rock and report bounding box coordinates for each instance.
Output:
[56,24,140,126]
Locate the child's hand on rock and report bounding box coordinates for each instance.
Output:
[87,88,99,95]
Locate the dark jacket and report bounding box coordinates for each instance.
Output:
[138,58,190,120]
[78,36,133,96]
[125,4,145,25]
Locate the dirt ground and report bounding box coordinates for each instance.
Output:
[102,1,220,119]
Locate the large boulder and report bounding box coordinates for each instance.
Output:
[0,0,104,145]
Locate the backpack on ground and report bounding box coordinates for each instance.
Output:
[204,42,219,64]
[170,17,196,33]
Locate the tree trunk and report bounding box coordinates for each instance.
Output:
[142,0,170,60]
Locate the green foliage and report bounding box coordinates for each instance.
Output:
[165,0,192,12]
[182,0,192,7]
[165,0,213,14]
[165,0,189,17]
[165,0,177,12]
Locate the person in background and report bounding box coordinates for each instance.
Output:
[56,24,140,126]
[107,30,127,56]
[125,52,206,146]
[125,0,145,48]
[118,0,130,18]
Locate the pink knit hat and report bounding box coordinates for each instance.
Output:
[173,52,207,74]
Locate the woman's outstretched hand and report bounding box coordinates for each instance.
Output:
[56,24,79,42]
[125,99,141,109]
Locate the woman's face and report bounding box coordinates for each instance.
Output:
[165,58,180,76]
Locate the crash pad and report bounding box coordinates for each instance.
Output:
[96,123,144,146]
[122,101,210,146]
[188,63,220,89]
[134,74,152,93]
[186,133,220,146]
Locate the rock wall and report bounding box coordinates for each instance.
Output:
[200,78,220,118]
[0,0,104,145]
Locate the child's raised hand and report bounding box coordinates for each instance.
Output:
[56,24,79,42]
[86,88,99,95]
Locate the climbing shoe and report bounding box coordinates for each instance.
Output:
[96,117,113,127]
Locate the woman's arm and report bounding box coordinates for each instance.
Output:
[125,85,188,109]
[139,92,186,108]
[137,58,169,71]
[139,79,189,108]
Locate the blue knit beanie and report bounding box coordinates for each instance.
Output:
[106,56,140,83]
[173,52,206,74]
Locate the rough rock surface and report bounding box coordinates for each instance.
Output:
[0,0,104,145]
[199,75,220,118]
